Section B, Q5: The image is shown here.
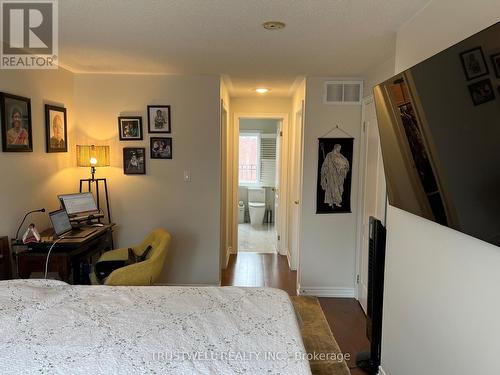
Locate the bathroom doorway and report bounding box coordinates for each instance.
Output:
[237,118,281,253]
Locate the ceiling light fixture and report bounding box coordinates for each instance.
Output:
[255,88,270,94]
[262,21,286,30]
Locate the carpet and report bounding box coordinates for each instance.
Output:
[291,296,351,375]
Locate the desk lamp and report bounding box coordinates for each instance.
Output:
[76,145,111,223]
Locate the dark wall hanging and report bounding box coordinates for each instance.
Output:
[316,131,354,214]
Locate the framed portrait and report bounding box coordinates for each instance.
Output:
[0,93,32,152]
[460,47,489,80]
[150,137,172,159]
[316,137,353,214]
[468,78,495,106]
[490,53,500,78]
[118,116,143,141]
[45,105,67,153]
[123,147,146,175]
[147,105,171,133]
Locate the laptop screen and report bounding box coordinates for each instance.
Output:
[49,209,73,236]
[58,192,98,216]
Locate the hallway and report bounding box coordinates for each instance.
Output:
[238,224,277,253]
[221,252,369,373]
[221,252,295,294]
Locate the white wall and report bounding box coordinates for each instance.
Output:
[381,2,500,374]
[0,68,76,238]
[73,73,221,285]
[363,55,396,98]
[395,0,500,72]
[299,77,362,297]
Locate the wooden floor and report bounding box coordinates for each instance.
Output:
[221,252,370,374]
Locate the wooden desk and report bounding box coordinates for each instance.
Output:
[15,224,114,284]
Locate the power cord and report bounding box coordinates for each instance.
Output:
[44,237,65,279]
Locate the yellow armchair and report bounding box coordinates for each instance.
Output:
[94,228,171,286]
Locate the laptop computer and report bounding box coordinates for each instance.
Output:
[58,192,104,222]
[49,209,98,239]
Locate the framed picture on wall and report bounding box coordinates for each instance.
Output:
[123,147,146,175]
[460,47,489,81]
[147,105,171,133]
[118,116,143,140]
[468,78,495,106]
[490,53,500,78]
[316,137,353,214]
[0,93,33,152]
[45,105,68,153]
[150,137,172,159]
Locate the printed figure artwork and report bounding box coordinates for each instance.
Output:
[150,137,172,159]
[468,78,495,106]
[491,53,500,78]
[147,105,171,133]
[1,93,33,152]
[460,47,489,81]
[118,116,143,140]
[45,105,68,152]
[123,147,146,175]
[316,138,353,214]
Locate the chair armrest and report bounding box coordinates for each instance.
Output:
[104,259,155,286]
[98,247,128,262]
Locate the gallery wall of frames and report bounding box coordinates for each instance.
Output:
[0,92,173,175]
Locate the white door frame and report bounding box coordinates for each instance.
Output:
[355,95,373,304]
[355,95,387,311]
[220,100,231,270]
[287,102,305,270]
[232,113,290,256]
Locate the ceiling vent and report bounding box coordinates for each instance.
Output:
[324,80,363,105]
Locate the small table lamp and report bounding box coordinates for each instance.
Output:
[76,145,110,181]
[76,145,111,223]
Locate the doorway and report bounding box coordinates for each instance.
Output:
[237,118,281,253]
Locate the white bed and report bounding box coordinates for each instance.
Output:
[0,280,311,374]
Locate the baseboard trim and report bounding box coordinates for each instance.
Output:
[298,286,356,298]
[378,365,388,375]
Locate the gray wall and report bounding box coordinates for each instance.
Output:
[0,68,76,239]
[73,74,221,286]
[239,118,278,134]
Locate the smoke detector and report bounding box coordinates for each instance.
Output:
[262,21,286,30]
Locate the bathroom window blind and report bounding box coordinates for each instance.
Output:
[260,134,277,186]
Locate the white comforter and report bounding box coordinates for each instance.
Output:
[0,280,311,375]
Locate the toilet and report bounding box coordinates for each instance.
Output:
[248,188,266,226]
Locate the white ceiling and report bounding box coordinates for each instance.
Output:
[59,0,431,97]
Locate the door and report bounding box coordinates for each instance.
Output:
[358,96,386,313]
[288,102,304,270]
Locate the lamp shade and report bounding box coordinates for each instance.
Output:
[76,145,110,167]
